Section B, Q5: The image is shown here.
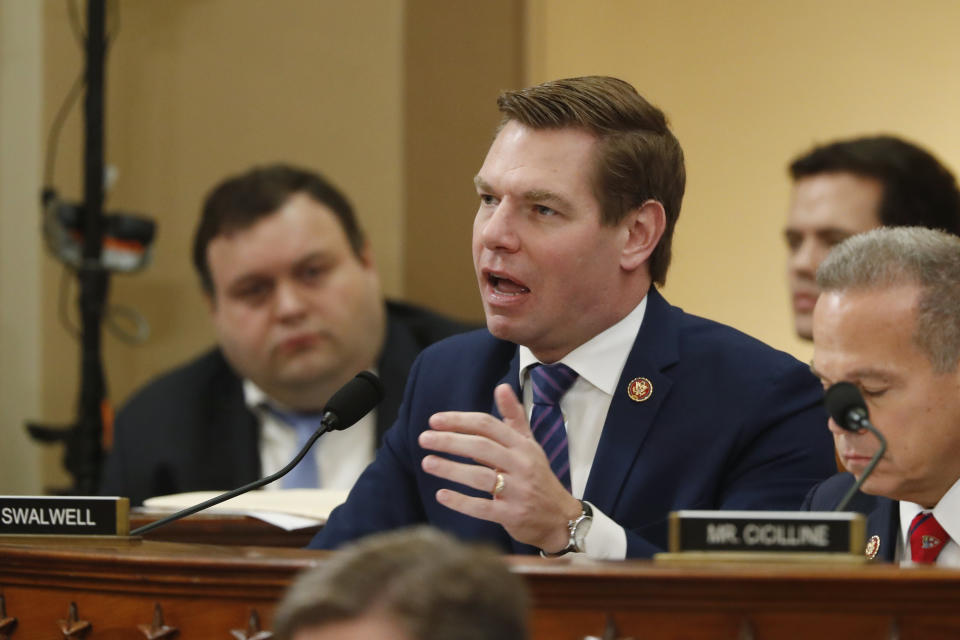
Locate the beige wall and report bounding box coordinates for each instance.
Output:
[0,0,43,493]
[527,0,960,363]
[403,0,524,320]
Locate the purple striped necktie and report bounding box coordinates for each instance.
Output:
[529,363,578,492]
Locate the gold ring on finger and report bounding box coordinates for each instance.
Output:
[491,471,506,497]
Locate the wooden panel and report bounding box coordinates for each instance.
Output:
[4,539,960,639]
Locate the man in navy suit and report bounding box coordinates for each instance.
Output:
[804,227,960,565]
[311,76,835,558]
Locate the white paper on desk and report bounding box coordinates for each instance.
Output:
[142,489,349,531]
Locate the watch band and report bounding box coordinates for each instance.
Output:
[540,500,593,557]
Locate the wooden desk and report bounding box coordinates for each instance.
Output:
[2,538,960,639]
[129,512,320,547]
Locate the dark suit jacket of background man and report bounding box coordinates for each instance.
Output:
[803,472,898,562]
[311,288,837,558]
[100,301,471,506]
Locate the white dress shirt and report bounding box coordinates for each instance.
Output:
[897,477,960,567]
[243,379,375,491]
[518,296,648,560]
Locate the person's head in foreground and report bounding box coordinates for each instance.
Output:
[273,527,529,640]
[811,226,960,508]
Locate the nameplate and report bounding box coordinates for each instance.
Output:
[667,510,866,554]
[0,496,129,536]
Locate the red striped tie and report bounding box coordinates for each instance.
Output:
[529,363,578,492]
[909,512,950,564]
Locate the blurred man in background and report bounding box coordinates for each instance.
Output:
[101,164,469,505]
[784,135,960,340]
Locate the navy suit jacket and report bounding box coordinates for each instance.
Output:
[803,472,898,562]
[311,289,837,557]
[100,301,470,506]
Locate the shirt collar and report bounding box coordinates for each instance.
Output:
[899,476,960,548]
[242,379,304,415]
[242,371,380,413]
[243,378,270,410]
[518,294,648,395]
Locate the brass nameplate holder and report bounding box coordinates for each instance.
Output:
[655,510,867,564]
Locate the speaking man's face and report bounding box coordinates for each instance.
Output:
[471,121,635,363]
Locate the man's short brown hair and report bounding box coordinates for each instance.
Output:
[272,527,529,640]
[496,76,686,285]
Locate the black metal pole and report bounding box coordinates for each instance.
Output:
[70,0,109,494]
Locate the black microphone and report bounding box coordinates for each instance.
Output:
[824,381,887,511]
[320,371,384,431]
[130,371,384,537]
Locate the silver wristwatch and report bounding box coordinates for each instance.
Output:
[541,500,593,557]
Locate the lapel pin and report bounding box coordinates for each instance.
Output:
[864,535,880,560]
[627,377,653,402]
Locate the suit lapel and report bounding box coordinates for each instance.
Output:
[866,497,898,562]
[210,353,261,486]
[844,487,898,562]
[488,351,522,420]
[583,288,679,515]
[376,309,422,443]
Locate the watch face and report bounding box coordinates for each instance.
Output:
[573,514,592,552]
